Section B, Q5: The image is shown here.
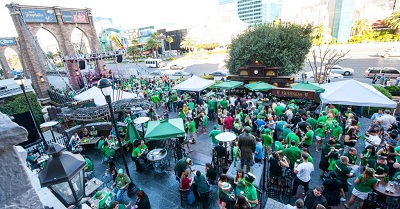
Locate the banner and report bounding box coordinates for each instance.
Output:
[21,8,57,23]
[61,10,89,23]
[271,88,315,100]
[0,37,16,46]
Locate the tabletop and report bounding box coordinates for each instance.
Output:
[147,148,167,162]
[226,162,264,189]
[374,180,400,198]
[79,137,101,146]
[40,121,59,128]
[85,177,104,196]
[191,165,206,177]
[216,132,237,142]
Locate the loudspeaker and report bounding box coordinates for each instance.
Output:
[79,60,86,69]
[13,111,40,147]
[117,55,123,63]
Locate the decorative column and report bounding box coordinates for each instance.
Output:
[0,49,12,79]
[86,8,105,73]
[0,112,44,208]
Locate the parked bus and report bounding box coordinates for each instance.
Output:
[145,58,165,68]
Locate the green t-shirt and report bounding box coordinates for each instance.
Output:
[189,121,196,133]
[335,160,351,180]
[274,105,285,117]
[151,95,159,103]
[326,107,339,116]
[174,157,188,175]
[308,155,314,163]
[207,100,215,110]
[27,155,36,164]
[330,125,343,140]
[171,94,178,102]
[315,128,325,138]
[286,132,300,146]
[274,141,284,151]
[303,130,314,146]
[317,116,327,124]
[306,118,317,130]
[354,175,378,192]
[179,111,186,120]
[282,146,301,165]
[209,129,222,144]
[282,128,292,139]
[262,134,273,147]
[344,152,357,165]
[243,184,258,207]
[219,99,228,109]
[115,173,131,189]
[132,147,141,158]
[98,192,113,209]
[85,158,93,172]
[395,146,400,163]
[375,163,389,175]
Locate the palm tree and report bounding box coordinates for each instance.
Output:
[311,24,325,46]
[351,19,371,36]
[385,11,400,34]
[146,37,161,58]
[180,36,196,55]
[166,36,174,51]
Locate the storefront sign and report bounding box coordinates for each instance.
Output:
[271,88,315,100]
[0,37,16,46]
[21,8,57,23]
[61,10,89,23]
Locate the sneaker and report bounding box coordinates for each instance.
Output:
[340,197,346,202]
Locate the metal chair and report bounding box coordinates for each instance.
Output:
[362,192,378,209]
[281,176,293,204]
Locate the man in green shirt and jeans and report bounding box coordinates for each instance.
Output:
[335,156,353,194]
[112,169,132,202]
[209,125,221,146]
[301,125,314,149]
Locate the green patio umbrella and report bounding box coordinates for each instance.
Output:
[290,82,325,93]
[213,81,243,89]
[124,123,141,144]
[244,81,275,91]
[144,118,185,141]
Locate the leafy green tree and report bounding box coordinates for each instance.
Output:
[180,36,196,55]
[226,22,312,76]
[146,37,161,58]
[385,11,400,34]
[311,24,325,45]
[166,36,174,51]
[127,39,139,61]
[351,19,371,36]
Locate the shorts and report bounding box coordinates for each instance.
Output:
[351,188,368,200]
[316,136,322,141]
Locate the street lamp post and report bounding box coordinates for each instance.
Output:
[39,143,86,208]
[98,78,136,196]
[14,74,48,150]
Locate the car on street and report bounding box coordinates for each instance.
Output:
[378,47,400,58]
[149,70,165,77]
[208,71,228,76]
[302,71,344,79]
[364,67,400,78]
[169,70,190,79]
[318,65,354,76]
[169,64,184,70]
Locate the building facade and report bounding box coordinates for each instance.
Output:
[329,0,355,43]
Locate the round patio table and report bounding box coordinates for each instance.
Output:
[216,132,237,142]
[373,180,400,202]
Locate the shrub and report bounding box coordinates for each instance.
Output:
[373,85,392,99]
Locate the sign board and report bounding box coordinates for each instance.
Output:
[0,37,16,46]
[61,10,89,23]
[21,8,57,23]
[271,88,315,100]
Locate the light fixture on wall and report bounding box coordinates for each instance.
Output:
[40,75,45,83]
[75,69,80,76]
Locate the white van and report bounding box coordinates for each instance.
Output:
[378,47,400,58]
[145,58,165,68]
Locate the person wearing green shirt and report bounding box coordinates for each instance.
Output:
[219,98,228,109]
[285,129,300,146]
[319,140,335,179]
[170,94,178,112]
[261,128,273,156]
[329,120,343,141]
[151,94,159,108]
[317,111,328,124]
[280,140,301,168]
[306,113,318,130]
[242,173,259,207]
[326,104,339,118]
[84,157,93,173]
[131,141,145,172]
[274,105,285,117]
[274,140,284,151]
[188,118,196,144]
[346,168,378,209]
[301,125,314,148]
[282,125,293,140]
[187,100,195,111]
[301,147,314,163]
[95,191,113,209]
[209,125,222,146]
[335,156,354,192]
[395,146,400,163]
[314,122,326,152]
[112,169,132,202]
[207,98,216,121]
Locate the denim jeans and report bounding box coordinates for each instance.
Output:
[113,187,126,202]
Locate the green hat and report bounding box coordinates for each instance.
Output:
[264,128,271,133]
[332,120,339,125]
[318,122,325,126]
[213,125,218,129]
[321,111,327,115]
[95,191,103,199]
[118,168,123,174]
[290,99,295,103]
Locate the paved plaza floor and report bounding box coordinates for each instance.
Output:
[66,109,375,209]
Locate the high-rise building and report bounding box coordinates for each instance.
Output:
[265,0,282,23]
[235,0,282,25]
[329,0,355,43]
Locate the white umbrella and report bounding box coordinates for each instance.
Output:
[216,132,237,142]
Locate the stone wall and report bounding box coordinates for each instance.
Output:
[0,112,44,208]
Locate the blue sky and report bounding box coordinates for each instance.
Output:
[0,0,219,37]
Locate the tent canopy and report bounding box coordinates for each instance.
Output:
[74,86,137,106]
[144,118,185,140]
[319,79,397,108]
[213,81,243,89]
[244,81,275,91]
[291,82,325,93]
[172,75,215,91]
[124,123,141,144]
